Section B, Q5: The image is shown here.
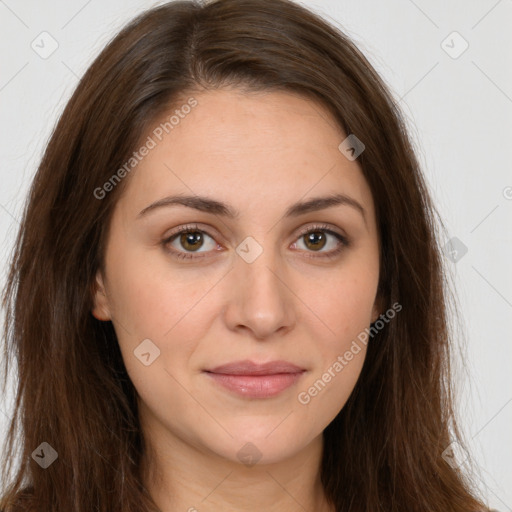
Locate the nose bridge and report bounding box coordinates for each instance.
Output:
[224,235,295,338]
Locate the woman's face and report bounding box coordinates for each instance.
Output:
[93,88,381,465]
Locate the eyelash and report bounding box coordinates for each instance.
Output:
[161,223,350,261]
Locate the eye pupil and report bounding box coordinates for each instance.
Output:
[181,232,203,251]
[304,231,326,251]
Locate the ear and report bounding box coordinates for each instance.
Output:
[91,270,112,321]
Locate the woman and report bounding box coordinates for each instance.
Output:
[0,0,492,510]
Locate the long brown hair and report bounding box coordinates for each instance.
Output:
[0,0,490,510]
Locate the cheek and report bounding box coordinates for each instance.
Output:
[105,241,217,337]
[296,262,376,407]
[104,248,222,388]
[302,268,378,343]
[295,336,367,437]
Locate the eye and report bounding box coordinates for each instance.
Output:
[161,223,350,261]
[162,223,220,260]
[292,223,349,259]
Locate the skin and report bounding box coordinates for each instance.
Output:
[92,88,382,512]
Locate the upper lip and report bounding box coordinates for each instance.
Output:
[205,360,306,375]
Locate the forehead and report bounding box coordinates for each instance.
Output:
[153,88,344,163]
[116,88,375,224]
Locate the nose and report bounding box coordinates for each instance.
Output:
[222,245,296,340]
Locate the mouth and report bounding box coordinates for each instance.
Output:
[203,360,306,399]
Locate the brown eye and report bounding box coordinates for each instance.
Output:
[179,231,205,252]
[162,224,219,260]
[302,231,327,251]
[292,224,350,260]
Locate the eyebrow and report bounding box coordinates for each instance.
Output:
[137,193,367,225]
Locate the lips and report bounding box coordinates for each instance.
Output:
[204,360,306,398]
[206,359,305,375]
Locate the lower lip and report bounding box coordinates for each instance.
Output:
[205,371,305,398]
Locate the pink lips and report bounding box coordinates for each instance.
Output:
[204,360,306,398]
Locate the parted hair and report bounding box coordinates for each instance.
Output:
[1,0,489,510]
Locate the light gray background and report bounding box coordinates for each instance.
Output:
[1,0,511,509]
